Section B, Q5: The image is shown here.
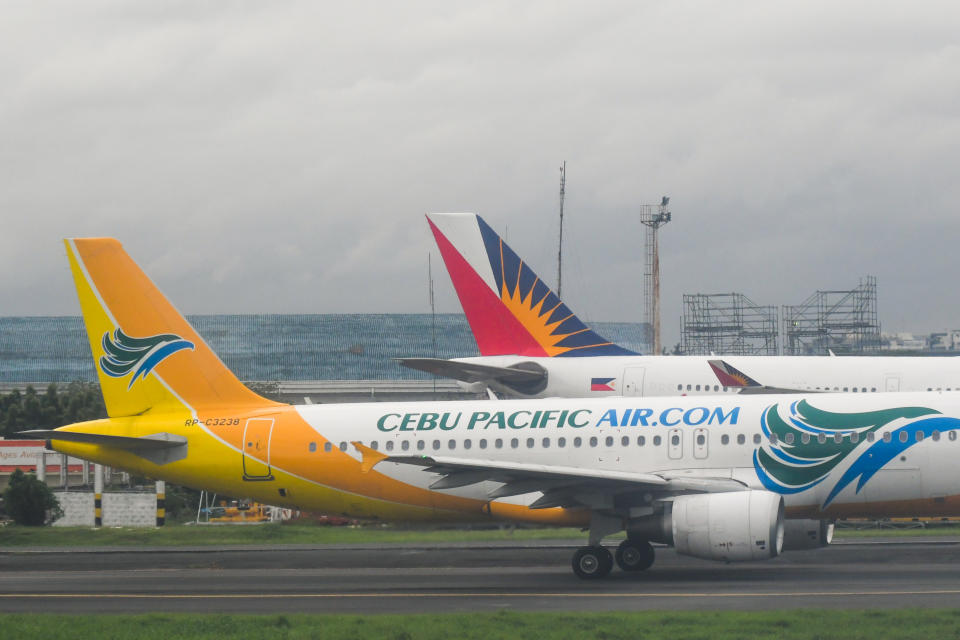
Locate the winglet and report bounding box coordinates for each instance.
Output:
[352,441,389,473]
[708,360,762,388]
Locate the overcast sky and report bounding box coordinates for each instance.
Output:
[2,1,959,349]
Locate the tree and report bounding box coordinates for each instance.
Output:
[2,469,62,526]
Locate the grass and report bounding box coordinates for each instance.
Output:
[1,520,958,548]
[1,610,959,640]
[0,522,592,547]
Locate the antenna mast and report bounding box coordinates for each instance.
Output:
[557,161,566,297]
[640,196,671,354]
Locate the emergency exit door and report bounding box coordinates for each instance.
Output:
[242,417,275,481]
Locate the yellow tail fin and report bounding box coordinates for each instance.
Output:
[65,238,279,417]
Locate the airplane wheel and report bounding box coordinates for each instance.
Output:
[572,546,613,579]
[615,539,655,572]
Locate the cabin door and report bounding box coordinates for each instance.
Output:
[884,375,901,392]
[668,428,683,460]
[242,417,275,481]
[693,428,708,460]
[622,367,646,397]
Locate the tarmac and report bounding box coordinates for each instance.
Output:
[2,538,960,614]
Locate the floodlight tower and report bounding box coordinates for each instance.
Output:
[640,196,671,354]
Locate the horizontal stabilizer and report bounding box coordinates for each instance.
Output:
[18,430,188,465]
[396,357,545,385]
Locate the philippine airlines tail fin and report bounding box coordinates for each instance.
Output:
[708,359,762,388]
[426,213,637,357]
[65,239,280,418]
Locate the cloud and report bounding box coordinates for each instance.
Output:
[2,0,959,349]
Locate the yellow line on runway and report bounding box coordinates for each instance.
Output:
[2,590,960,599]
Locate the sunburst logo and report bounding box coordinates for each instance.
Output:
[99,328,195,389]
[753,400,960,506]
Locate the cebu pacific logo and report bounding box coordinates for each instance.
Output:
[99,329,195,388]
[753,399,960,507]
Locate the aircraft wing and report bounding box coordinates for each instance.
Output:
[395,357,545,385]
[359,445,747,510]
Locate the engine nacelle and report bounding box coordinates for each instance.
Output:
[782,519,834,551]
[669,491,784,562]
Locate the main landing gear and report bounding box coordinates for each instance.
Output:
[571,539,655,579]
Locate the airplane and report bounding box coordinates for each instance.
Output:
[399,213,960,399]
[22,237,960,579]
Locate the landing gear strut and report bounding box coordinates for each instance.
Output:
[615,539,655,572]
[571,546,613,579]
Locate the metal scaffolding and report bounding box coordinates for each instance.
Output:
[680,293,779,355]
[782,276,880,355]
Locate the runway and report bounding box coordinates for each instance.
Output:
[2,538,960,614]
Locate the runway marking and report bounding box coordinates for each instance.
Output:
[3,590,960,599]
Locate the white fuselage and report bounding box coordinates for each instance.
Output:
[455,355,960,399]
[296,390,960,520]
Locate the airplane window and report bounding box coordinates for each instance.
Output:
[417,440,426,451]
[677,384,682,391]
[448,439,456,450]
[784,433,794,444]
[695,385,701,391]
[543,437,550,448]
[834,433,842,444]
[696,434,705,446]
[339,442,347,451]
[464,439,471,450]
[324,442,332,452]
[769,433,778,444]
[401,441,410,451]
[671,434,680,446]
[495,438,503,449]
[866,432,875,442]
[480,439,487,449]
[950,432,958,441]
[714,385,719,392]
[852,388,858,393]
[883,432,891,443]
[433,440,441,450]
[686,384,691,391]
[510,438,519,449]
[574,437,582,447]
[309,442,317,452]
[753,434,761,444]
[526,438,534,448]
[653,435,662,446]
[871,387,877,392]
[605,436,614,447]
[737,434,745,445]
[932,431,941,442]
[558,437,566,448]
[637,436,645,446]
[589,437,598,447]
[721,434,729,445]
[371,441,379,450]
[621,436,630,447]
[386,441,394,451]
[862,388,867,393]
[850,432,859,443]
[801,433,810,444]
[915,431,924,442]
[843,387,849,392]
[834,387,839,391]
[817,434,826,444]
[927,388,932,392]
[899,431,908,443]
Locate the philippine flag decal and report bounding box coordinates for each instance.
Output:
[590,377,616,392]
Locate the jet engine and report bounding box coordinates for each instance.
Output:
[628,490,784,562]
[782,519,834,550]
